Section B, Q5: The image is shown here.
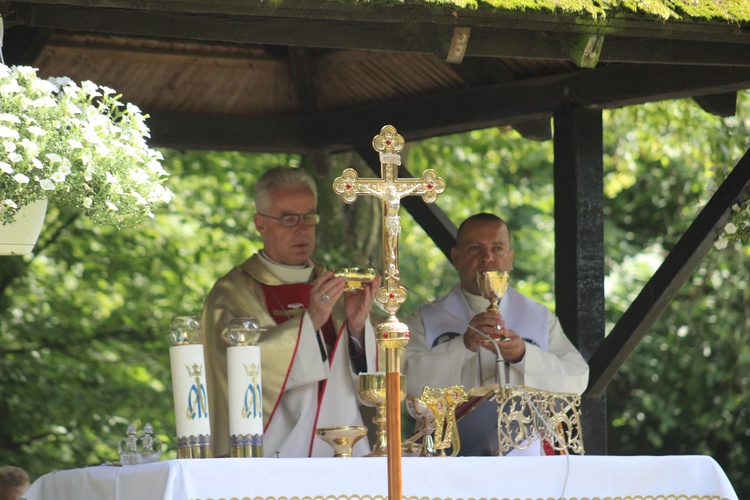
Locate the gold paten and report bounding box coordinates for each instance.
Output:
[358,373,406,457]
[334,267,378,292]
[316,426,369,457]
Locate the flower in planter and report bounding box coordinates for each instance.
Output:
[0,65,173,228]
[711,155,750,250]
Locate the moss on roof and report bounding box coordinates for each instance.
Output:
[412,0,750,23]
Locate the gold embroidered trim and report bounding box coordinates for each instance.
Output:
[188,494,733,500]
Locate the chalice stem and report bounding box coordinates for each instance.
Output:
[386,350,402,500]
[369,405,388,456]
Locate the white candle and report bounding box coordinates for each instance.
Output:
[169,343,212,456]
[227,345,264,455]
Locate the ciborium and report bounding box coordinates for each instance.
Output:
[476,271,510,313]
[334,267,378,292]
[316,426,369,457]
[358,372,406,457]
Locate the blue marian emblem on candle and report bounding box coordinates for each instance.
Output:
[242,362,262,419]
[186,363,209,419]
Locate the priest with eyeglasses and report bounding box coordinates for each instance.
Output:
[201,166,382,458]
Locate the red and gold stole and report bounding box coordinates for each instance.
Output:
[261,283,337,357]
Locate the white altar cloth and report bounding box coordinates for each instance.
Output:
[23,455,738,500]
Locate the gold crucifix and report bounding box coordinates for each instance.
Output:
[333,125,445,318]
[333,125,445,500]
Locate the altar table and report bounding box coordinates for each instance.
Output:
[23,455,738,500]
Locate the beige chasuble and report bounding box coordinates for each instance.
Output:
[201,253,378,457]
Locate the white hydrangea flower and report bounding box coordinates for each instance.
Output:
[27,125,47,136]
[714,237,728,250]
[724,222,737,235]
[0,113,21,123]
[0,125,20,139]
[81,81,101,96]
[20,138,40,156]
[0,81,23,95]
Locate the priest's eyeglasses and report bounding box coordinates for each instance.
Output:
[259,213,320,227]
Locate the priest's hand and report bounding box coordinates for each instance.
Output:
[309,271,346,331]
[463,311,503,352]
[494,328,525,363]
[345,275,382,342]
[463,311,526,363]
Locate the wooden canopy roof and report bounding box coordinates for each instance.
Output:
[4,0,750,153]
[4,0,750,452]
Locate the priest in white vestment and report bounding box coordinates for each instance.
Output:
[201,167,381,458]
[403,213,589,456]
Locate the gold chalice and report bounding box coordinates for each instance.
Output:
[477,270,510,313]
[477,270,511,343]
[334,267,378,292]
[358,372,406,457]
[316,426,369,457]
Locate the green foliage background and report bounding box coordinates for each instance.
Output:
[1,92,748,496]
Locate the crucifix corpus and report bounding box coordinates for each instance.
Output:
[333,125,445,499]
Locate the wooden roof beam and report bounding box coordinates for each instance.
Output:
[693,92,737,118]
[6,3,750,66]
[554,32,605,68]
[146,65,750,152]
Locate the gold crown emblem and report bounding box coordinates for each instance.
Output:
[244,363,260,378]
[186,363,203,378]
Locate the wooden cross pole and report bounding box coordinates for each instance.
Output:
[334,125,445,500]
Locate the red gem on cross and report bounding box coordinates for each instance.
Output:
[386,140,392,146]
[383,333,389,338]
[389,293,395,299]
[427,183,434,190]
[346,183,352,190]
